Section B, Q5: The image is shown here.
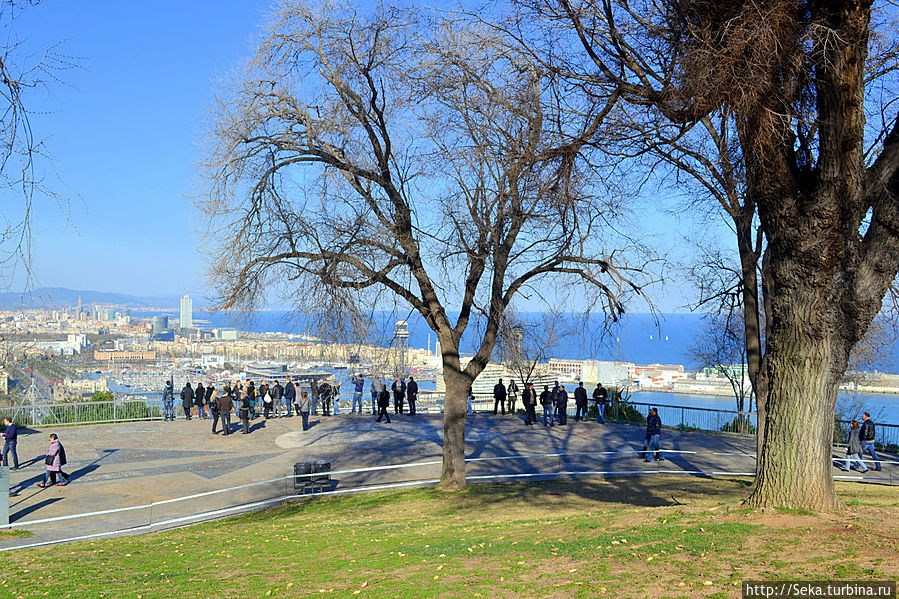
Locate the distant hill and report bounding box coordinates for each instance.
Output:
[0,287,188,310]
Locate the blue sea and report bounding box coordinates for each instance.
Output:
[136,310,722,367]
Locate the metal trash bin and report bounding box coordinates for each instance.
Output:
[311,461,331,488]
[293,462,313,492]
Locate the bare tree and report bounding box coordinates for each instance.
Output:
[0,0,71,286]
[508,0,899,510]
[200,2,653,489]
[495,309,567,387]
[688,313,754,432]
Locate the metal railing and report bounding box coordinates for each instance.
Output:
[0,399,162,428]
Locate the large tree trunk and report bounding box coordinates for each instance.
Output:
[437,345,471,491]
[746,284,848,511]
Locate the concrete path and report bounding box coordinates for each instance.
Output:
[2,411,894,550]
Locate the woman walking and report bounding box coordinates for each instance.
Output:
[38,433,70,487]
[842,421,870,472]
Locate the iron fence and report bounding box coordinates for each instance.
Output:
[0,399,163,427]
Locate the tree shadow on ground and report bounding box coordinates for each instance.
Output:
[9,496,65,522]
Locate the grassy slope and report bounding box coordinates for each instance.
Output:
[4,477,898,598]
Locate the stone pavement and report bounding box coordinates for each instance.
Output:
[1,411,893,550]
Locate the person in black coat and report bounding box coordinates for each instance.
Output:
[180,383,194,420]
[392,378,406,414]
[573,382,589,421]
[644,408,663,462]
[493,379,507,415]
[523,383,537,426]
[376,387,392,423]
[406,376,418,416]
[284,378,296,417]
[195,383,206,419]
[238,391,251,434]
[556,385,568,425]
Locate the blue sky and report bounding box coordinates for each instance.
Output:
[14,1,269,298]
[8,0,727,312]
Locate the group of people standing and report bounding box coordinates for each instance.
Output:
[162,377,314,434]
[489,379,610,427]
[367,374,419,423]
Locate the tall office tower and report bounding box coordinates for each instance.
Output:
[76,296,82,319]
[180,295,193,329]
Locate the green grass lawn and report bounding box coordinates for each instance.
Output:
[4,477,898,598]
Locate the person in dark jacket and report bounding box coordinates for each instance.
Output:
[406,376,418,416]
[860,412,882,471]
[644,408,663,462]
[180,383,194,420]
[217,386,234,435]
[592,383,608,424]
[2,417,18,469]
[246,381,257,419]
[842,420,869,472]
[556,385,569,425]
[493,379,507,415]
[238,391,251,434]
[392,378,406,414]
[195,382,206,419]
[376,387,392,423]
[320,381,333,416]
[573,382,589,421]
[284,378,296,417]
[551,381,562,421]
[162,380,175,421]
[523,383,537,426]
[540,385,554,426]
[271,380,285,417]
[208,385,221,434]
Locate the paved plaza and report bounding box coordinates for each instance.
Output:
[1,411,892,550]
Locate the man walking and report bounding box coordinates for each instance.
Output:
[351,374,365,414]
[644,408,663,462]
[493,378,507,415]
[406,376,418,415]
[574,381,588,421]
[2,417,19,470]
[162,380,175,421]
[592,382,608,424]
[181,382,194,420]
[376,386,392,423]
[860,412,882,471]
[556,384,569,425]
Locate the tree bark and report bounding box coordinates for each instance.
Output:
[746,284,847,510]
[437,343,471,491]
